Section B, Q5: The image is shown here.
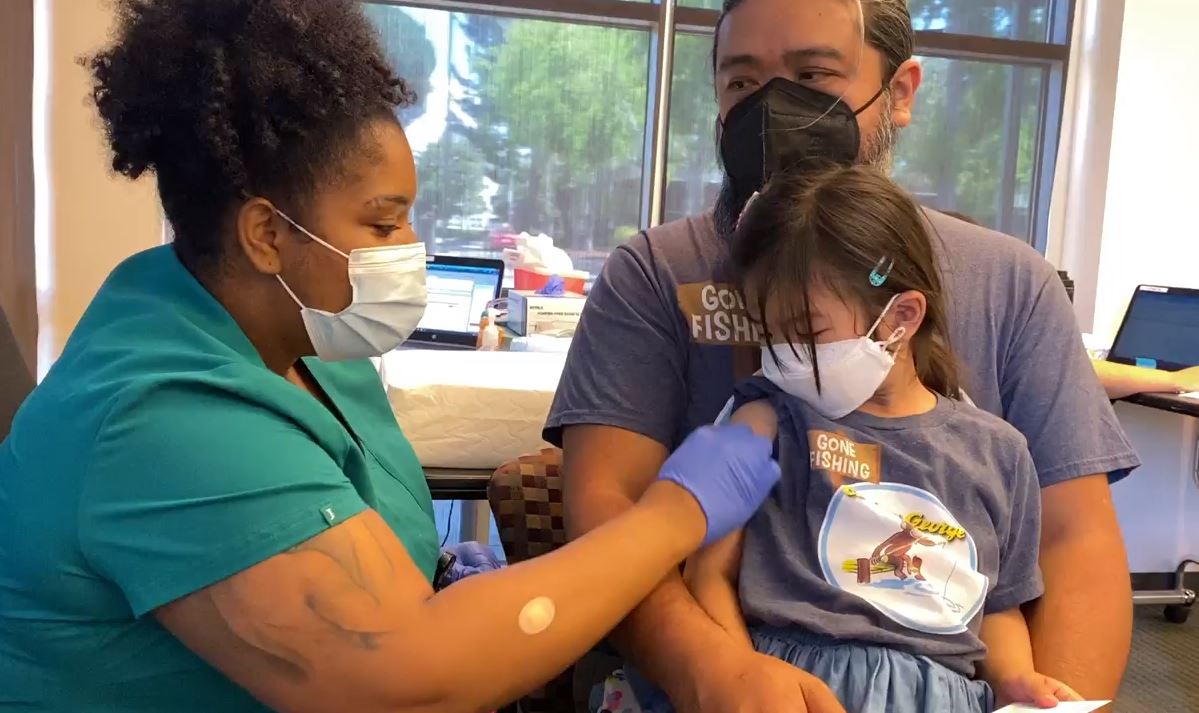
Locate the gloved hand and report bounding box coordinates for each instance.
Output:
[536,275,566,296]
[435,541,504,589]
[657,424,780,546]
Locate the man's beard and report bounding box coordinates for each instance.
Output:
[714,92,899,240]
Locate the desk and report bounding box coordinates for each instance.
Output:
[1115,394,1199,622]
[425,467,493,545]
[1123,392,1199,418]
[425,467,492,500]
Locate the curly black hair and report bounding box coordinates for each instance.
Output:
[84,0,416,272]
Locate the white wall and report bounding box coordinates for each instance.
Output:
[1081,0,1199,577]
[1092,0,1199,343]
[36,0,162,371]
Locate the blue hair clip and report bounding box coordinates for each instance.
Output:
[869,257,894,287]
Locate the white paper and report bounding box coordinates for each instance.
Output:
[993,702,1109,713]
[381,349,566,469]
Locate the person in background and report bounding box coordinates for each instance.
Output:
[0,2,783,711]
[941,212,1199,401]
[1092,360,1199,400]
[547,0,1139,711]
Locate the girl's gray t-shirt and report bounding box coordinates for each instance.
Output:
[731,378,1043,677]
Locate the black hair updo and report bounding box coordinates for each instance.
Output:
[84,0,416,272]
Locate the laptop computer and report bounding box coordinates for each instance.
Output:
[408,255,505,350]
[1108,284,1199,413]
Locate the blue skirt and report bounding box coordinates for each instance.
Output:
[594,628,993,713]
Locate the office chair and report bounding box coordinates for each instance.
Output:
[0,306,35,441]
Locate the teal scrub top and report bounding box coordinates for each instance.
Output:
[0,246,440,711]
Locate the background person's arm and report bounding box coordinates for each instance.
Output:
[1091,359,1199,399]
[1024,475,1131,703]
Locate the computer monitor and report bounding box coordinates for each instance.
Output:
[1108,285,1199,371]
[410,255,505,348]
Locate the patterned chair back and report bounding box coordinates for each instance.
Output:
[488,449,574,713]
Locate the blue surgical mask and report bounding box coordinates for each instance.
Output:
[274,209,428,361]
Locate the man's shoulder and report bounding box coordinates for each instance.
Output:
[953,399,1026,441]
[643,210,718,244]
[623,211,722,272]
[601,211,729,305]
[947,399,1032,464]
[926,209,1055,281]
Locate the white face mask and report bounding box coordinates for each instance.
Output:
[274,209,428,362]
[761,294,906,420]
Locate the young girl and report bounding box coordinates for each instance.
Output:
[680,166,1082,713]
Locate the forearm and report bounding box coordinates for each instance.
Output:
[978,608,1036,688]
[1092,359,1179,399]
[1026,477,1132,700]
[686,574,753,647]
[626,575,761,697]
[174,489,707,713]
[415,482,707,712]
[685,532,753,647]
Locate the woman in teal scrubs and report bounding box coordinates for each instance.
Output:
[0,2,780,711]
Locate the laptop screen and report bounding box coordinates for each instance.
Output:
[1109,286,1199,371]
[412,257,504,345]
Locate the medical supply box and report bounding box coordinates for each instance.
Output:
[507,289,586,336]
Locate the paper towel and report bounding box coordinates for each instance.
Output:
[382,349,566,469]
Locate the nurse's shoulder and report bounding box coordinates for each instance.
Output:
[17,247,340,455]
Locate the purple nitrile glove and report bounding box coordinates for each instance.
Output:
[657,424,780,547]
[536,275,566,296]
[441,541,504,586]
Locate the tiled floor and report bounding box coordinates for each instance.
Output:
[1119,606,1199,711]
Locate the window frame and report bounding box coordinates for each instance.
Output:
[365,0,1076,250]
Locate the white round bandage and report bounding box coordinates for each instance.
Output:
[518,596,556,635]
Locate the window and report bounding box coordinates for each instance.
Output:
[665,33,720,225]
[667,5,1069,248]
[683,0,1059,41]
[909,0,1058,42]
[366,5,649,286]
[369,0,1071,253]
[893,57,1046,238]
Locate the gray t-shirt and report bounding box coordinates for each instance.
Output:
[731,377,1042,676]
[545,210,1140,487]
